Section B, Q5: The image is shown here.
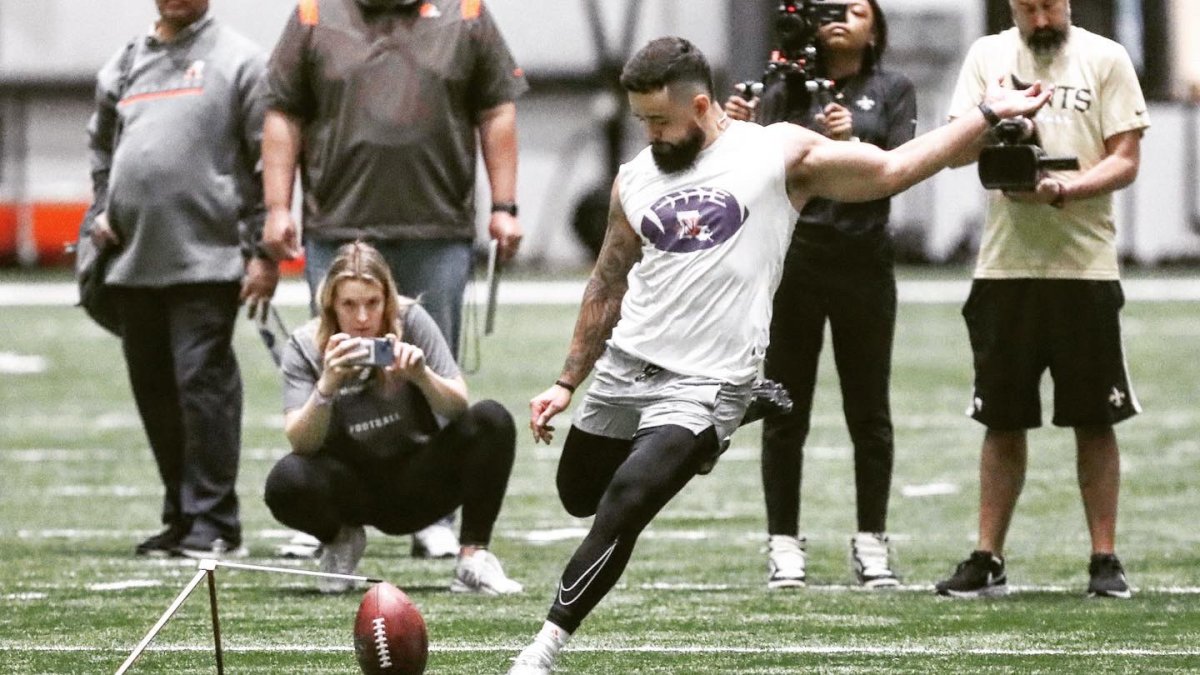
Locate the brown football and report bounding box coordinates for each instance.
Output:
[353,582,428,674]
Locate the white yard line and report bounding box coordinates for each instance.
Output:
[2,644,1199,657]
[3,278,1200,307]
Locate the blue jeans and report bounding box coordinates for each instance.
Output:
[304,238,473,358]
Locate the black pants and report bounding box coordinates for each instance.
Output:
[761,232,896,534]
[547,424,717,634]
[263,401,515,545]
[113,283,243,540]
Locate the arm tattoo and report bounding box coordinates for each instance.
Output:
[560,187,641,384]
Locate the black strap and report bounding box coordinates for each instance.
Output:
[111,37,140,147]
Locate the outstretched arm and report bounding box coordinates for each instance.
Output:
[529,180,641,443]
[786,80,1053,206]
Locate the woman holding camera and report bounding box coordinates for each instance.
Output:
[264,241,522,594]
[725,0,916,589]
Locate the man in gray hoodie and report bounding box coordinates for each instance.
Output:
[86,0,278,558]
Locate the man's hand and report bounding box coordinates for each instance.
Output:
[89,212,121,248]
[1004,177,1064,205]
[488,211,522,262]
[815,102,854,141]
[724,94,757,122]
[261,207,302,261]
[984,77,1054,120]
[529,383,573,444]
[240,257,279,320]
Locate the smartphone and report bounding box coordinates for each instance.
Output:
[350,337,394,368]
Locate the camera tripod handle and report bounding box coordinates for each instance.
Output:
[1040,157,1081,171]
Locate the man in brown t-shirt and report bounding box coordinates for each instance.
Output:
[260,0,528,557]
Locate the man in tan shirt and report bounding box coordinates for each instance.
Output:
[936,0,1149,599]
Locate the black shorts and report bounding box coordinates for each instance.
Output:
[962,279,1140,430]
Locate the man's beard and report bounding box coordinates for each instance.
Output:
[1025,26,1068,55]
[650,123,706,174]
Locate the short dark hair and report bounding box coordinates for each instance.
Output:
[619,37,714,97]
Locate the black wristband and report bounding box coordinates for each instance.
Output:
[253,243,274,261]
[978,102,1002,127]
[554,379,576,393]
[491,202,518,217]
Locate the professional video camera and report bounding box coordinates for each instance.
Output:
[739,1,850,101]
[978,117,1080,192]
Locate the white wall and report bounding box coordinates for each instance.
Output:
[0,0,727,78]
[2,0,1198,266]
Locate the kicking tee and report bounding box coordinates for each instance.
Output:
[948,27,1150,280]
[610,120,799,385]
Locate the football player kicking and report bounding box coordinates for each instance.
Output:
[509,36,1051,673]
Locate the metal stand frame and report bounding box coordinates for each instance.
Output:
[115,559,381,674]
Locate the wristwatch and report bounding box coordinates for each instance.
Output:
[491,202,519,217]
[977,102,1003,127]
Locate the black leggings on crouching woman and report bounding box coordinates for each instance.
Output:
[264,400,516,546]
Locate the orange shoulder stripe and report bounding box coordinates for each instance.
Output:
[461,0,481,20]
[298,0,319,26]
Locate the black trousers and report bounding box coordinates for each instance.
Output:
[263,400,516,545]
[113,283,243,540]
[761,231,896,534]
[546,424,717,634]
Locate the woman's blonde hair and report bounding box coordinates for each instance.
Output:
[315,241,412,351]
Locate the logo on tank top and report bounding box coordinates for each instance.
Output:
[639,187,749,253]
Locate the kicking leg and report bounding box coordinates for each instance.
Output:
[556,426,634,518]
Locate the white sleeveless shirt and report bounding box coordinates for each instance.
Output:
[610,120,799,384]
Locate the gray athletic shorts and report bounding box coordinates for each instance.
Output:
[572,346,753,442]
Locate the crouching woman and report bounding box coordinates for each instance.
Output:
[265,241,522,594]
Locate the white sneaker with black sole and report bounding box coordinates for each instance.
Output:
[767,535,807,589]
[851,532,901,588]
[451,549,523,595]
[275,531,322,559]
[317,525,367,594]
[412,522,459,559]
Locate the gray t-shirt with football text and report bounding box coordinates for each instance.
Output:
[281,301,460,468]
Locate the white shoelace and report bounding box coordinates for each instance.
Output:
[853,535,892,576]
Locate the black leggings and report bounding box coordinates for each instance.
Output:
[263,400,515,546]
[762,242,896,534]
[547,424,717,634]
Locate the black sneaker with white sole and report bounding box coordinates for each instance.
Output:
[178,531,248,560]
[1087,553,1132,599]
[134,522,190,558]
[935,550,1008,597]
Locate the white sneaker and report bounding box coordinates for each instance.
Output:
[451,549,523,595]
[767,535,807,589]
[412,522,459,559]
[851,532,900,588]
[275,531,322,559]
[507,642,556,674]
[317,525,366,594]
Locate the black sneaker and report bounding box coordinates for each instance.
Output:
[178,531,248,560]
[739,378,795,427]
[134,522,189,558]
[935,550,1008,597]
[1087,553,1132,599]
